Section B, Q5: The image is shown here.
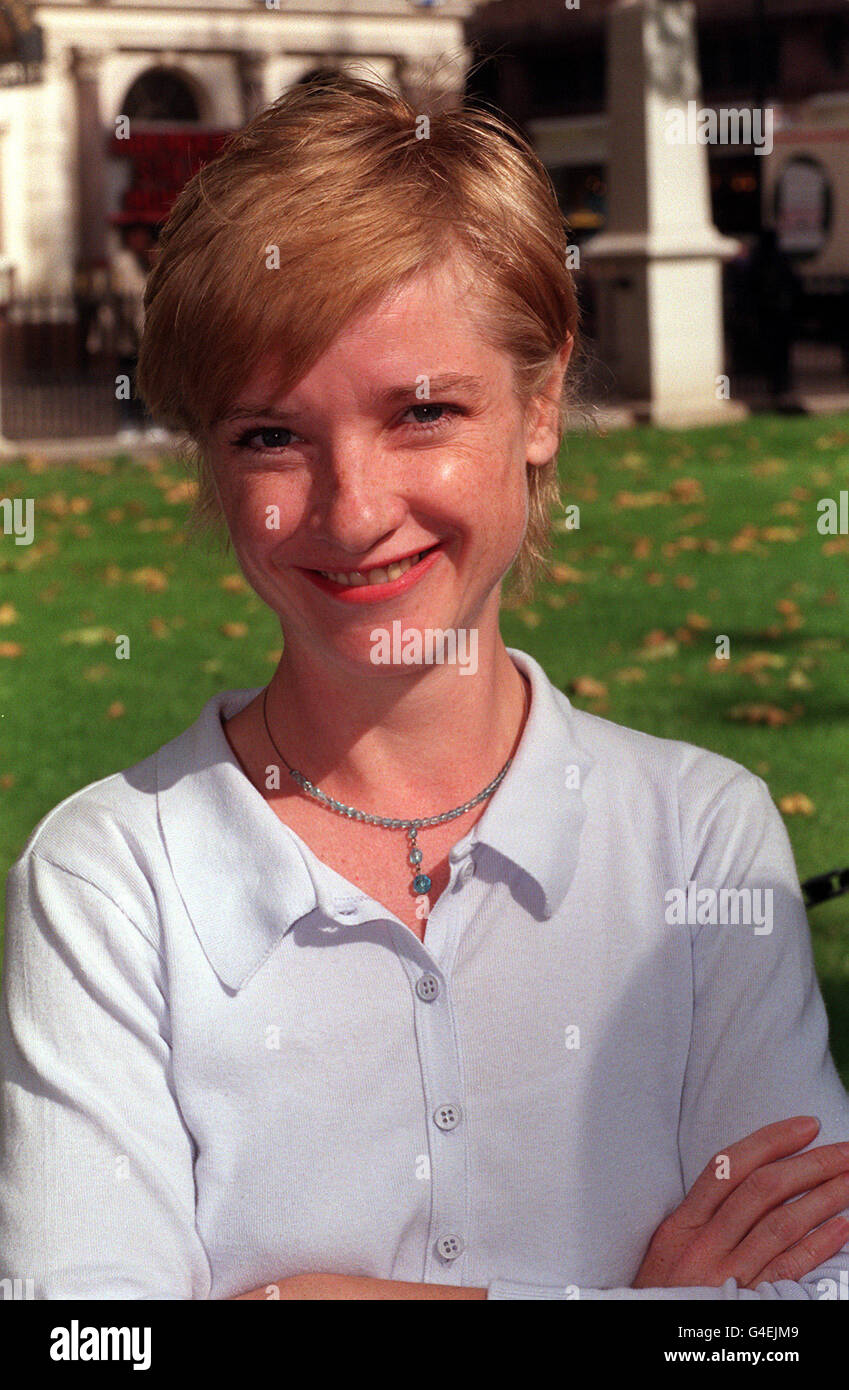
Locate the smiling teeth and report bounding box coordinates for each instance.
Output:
[319,550,429,586]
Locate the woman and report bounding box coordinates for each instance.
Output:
[1,74,849,1302]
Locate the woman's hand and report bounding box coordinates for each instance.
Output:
[233,1273,486,1299]
[633,1115,849,1290]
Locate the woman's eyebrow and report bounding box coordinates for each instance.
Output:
[369,373,488,406]
[220,374,487,424]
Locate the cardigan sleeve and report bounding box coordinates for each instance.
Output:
[488,768,849,1300]
[0,851,213,1299]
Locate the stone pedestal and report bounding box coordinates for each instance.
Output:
[584,0,746,426]
[72,47,109,276]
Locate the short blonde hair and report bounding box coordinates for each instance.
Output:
[136,72,580,605]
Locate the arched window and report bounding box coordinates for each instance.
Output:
[122,69,200,123]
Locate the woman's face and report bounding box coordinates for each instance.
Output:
[205,254,566,676]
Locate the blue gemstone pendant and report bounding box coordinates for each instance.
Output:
[408,828,430,895]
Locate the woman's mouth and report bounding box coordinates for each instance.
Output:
[299,542,445,603]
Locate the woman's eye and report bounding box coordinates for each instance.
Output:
[403,403,459,430]
[232,426,296,451]
[231,404,460,451]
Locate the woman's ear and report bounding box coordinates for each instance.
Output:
[526,334,574,466]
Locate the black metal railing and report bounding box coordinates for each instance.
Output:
[0,291,145,440]
[802,867,849,911]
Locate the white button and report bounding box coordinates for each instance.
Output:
[415,973,440,1002]
[435,1234,464,1262]
[459,860,475,883]
[433,1102,462,1131]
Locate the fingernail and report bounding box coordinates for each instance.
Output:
[797,1115,820,1129]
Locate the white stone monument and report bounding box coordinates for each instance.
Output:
[584,0,746,425]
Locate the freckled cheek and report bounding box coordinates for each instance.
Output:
[448,432,525,501]
[434,435,516,502]
[429,461,477,520]
[227,482,306,551]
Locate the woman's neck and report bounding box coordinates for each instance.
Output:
[239,639,530,816]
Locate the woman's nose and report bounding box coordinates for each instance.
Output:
[308,447,407,554]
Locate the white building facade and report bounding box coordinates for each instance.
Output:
[0,0,485,295]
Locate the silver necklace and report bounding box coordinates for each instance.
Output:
[261,679,528,899]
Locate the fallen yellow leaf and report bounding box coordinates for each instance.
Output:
[164,480,198,504]
[761,527,800,542]
[778,793,815,815]
[750,457,787,475]
[727,703,802,727]
[130,567,169,592]
[640,629,679,660]
[569,676,608,699]
[60,627,117,646]
[738,652,786,674]
[42,492,69,516]
[668,478,704,503]
[614,490,670,509]
[549,563,586,584]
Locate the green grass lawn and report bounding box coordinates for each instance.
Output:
[2,412,849,1084]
